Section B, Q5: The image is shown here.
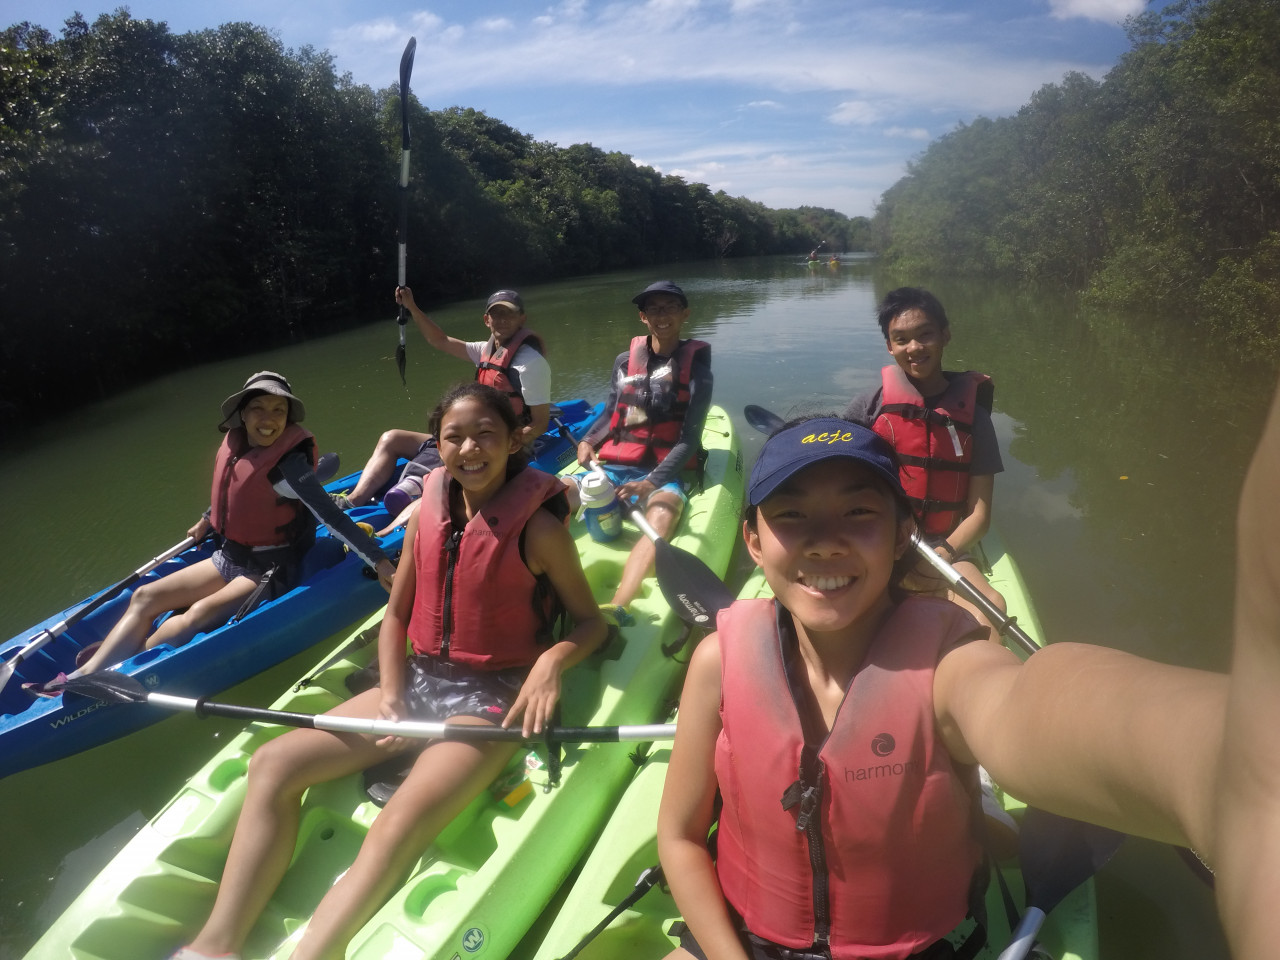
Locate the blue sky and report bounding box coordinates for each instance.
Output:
[2,0,1153,217]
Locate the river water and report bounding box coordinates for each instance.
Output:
[1,255,1276,958]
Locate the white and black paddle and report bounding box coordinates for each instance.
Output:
[59,671,675,744]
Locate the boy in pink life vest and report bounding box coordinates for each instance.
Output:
[844,287,1006,630]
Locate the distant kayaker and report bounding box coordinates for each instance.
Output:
[566,280,713,612]
[657,412,1269,960]
[336,287,552,517]
[844,287,1007,631]
[172,382,606,960]
[24,371,394,697]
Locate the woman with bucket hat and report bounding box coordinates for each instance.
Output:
[25,371,395,696]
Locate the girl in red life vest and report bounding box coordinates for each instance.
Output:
[27,371,394,697]
[658,412,1280,960]
[174,382,606,960]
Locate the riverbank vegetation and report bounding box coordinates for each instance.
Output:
[872,0,1280,357]
[0,12,867,419]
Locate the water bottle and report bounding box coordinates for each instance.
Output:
[579,470,623,543]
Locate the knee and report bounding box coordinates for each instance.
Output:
[245,739,311,800]
[128,581,168,616]
[644,494,683,535]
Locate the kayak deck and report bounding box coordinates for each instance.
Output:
[28,406,743,960]
[530,540,1100,960]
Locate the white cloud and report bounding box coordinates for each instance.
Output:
[1048,0,1143,23]
[745,100,782,109]
[476,17,514,32]
[830,100,880,126]
[883,126,931,140]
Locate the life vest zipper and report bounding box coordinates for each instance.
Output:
[782,747,832,946]
[439,529,463,659]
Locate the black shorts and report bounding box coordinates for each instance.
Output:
[212,541,302,599]
[404,655,527,723]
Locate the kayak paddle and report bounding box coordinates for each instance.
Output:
[995,807,1125,960]
[586,456,735,627]
[554,421,735,628]
[555,865,665,960]
[59,671,676,743]
[743,404,1038,656]
[394,36,416,389]
[0,536,198,695]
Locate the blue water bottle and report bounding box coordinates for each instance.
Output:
[579,470,623,543]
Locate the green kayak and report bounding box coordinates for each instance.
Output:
[27,407,743,960]
[530,538,1101,960]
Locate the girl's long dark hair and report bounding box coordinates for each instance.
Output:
[428,382,530,475]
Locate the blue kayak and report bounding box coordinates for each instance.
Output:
[0,399,601,781]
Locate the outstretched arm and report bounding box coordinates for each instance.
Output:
[1216,382,1280,959]
[935,636,1225,852]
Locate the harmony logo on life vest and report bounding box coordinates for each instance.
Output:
[871,732,895,757]
[844,732,918,782]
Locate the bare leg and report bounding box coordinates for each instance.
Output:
[185,687,408,956]
[141,575,259,649]
[1215,384,1280,959]
[72,559,230,675]
[290,722,518,959]
[346,430,430,506]
[612,490,683,608]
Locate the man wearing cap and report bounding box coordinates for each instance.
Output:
[338,287,552,510]
[572,280,713,610]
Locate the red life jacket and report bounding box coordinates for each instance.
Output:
[475,327,545,424]
[872,366,993,537]
[714,597,984,960]
[209,424,315,547]
[597,336,710,468]
[407,465,568,670]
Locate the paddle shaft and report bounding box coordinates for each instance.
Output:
[0,536,197,691]
[145,691,674,742]
[995,907,1046,960]
[395,37,416,383]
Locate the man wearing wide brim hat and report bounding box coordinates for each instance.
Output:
[337,287,552,513]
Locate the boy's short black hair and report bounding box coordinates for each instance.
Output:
[876,287,949,340]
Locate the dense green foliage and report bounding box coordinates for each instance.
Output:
[0,12,866,418]
[872,0,1280,356]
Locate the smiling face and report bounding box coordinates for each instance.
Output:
[484,304,526,346]
[745,458,911,642]
[638,294,689,350]
[240,394,290,447]
[885,307,950,393]
[436,396,523,501]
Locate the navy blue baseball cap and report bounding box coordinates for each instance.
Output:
[631,280,688,309]
[748,418,905,505]
[485,289,525,312]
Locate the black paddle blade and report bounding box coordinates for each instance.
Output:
[395,342,407,385]
[653,539,736,627]
[744,404,785,435]
[60,671,150,705]
[399,38,416,142]
[1019,807,1125,913]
